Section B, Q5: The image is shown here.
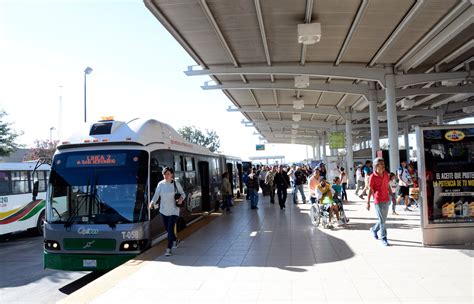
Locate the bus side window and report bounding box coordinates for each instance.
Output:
[150,159,163,198]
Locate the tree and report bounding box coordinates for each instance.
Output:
[177,125,220,152]
[0,110,23,157]
[23,139,58,164]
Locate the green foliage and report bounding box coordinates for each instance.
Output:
[0,110,23,157]
[177,125,220,152]
[23,139,58,164]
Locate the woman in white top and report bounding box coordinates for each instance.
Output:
[340,167,348,202]
[150,166,185,256]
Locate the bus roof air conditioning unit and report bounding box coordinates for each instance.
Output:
[298,23,321,45]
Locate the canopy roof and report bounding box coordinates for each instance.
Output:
[145,0,474,145]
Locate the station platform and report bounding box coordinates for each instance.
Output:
[61,190,473,304]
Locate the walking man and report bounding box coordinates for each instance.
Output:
[366,157,391,246]
[274,165,290,210]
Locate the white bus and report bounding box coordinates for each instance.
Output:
[0,162,50,235]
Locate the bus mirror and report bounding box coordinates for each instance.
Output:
[32,181,39,200]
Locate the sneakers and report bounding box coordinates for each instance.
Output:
[370,227,379,240]
[404,207,412,212]
[165,248,172,256]
[392,211,399,215]
[381,238,390,246]
[359,195,365,200]
[173,239,181,248]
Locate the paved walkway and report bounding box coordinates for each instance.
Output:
[61,190,473,304]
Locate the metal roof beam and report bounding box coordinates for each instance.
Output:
[335,0,369,66]
[395,71,470,87]
[389,84,474,99]
[228,105,437,119]
[186,65,386,83]
[255,0,271,67]
[396,4,474,72]
[369,0,425,67]
[202,80,369,96]
[299,0,314,66]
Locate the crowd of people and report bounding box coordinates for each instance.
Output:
[155,158,419,255]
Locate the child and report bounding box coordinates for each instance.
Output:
[389,172,399,215]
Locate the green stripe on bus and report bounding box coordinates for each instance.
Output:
[44,251,136,271]
[20,200,45,221]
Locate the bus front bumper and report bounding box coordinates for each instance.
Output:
[44,251,136,271]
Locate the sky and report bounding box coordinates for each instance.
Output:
[0,0,312,162]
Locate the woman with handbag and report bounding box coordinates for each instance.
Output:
[149,166,185,256]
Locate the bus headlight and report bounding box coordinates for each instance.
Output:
[119,240,148,251]
[44,240,61,250]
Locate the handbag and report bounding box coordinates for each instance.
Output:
[173,181,184,208]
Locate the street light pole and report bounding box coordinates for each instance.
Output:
[84,67,93,123]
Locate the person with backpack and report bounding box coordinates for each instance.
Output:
[242,169,250,200]
[397,160,413,211]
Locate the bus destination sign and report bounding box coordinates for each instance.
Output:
[66,153,127,167]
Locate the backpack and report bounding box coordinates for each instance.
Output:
[361,166,366,178]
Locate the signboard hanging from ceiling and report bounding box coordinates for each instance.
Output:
[329,132,345,149]
[256,144,265,151]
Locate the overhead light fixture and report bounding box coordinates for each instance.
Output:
[293,99,304,109]
[401,99,415,109]
[462,106,474,113]
[292,114,301,122]
[291,129,298,135]
[292,124,299,129]
[295,75,310,88]
[297,23,321,45]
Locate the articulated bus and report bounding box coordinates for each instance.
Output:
[44,118,243,271]
[0,162,50,236]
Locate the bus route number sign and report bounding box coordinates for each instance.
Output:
[66,153,127,168]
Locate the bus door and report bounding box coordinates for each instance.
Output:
[198,161,210,212]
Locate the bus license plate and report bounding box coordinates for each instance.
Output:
[83,259,97,268]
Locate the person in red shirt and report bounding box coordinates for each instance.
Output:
[366,157,391,246]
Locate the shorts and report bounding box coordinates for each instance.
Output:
[321,204,334,212]
[398,186,409,197]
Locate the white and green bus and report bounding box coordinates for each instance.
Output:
[0,162,50,236]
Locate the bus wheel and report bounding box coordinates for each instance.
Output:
[36,211,46,236]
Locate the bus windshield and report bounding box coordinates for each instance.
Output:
[48,150,148,226]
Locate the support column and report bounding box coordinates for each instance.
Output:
[368,82,380,160]
[404,122,410,163]
[322,132,327,164]
[345,111,355,188]
[436,108,444,125]
[385,66,400,172]
[315,137,321,160]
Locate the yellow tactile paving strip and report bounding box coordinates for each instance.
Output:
[58,199,241,304]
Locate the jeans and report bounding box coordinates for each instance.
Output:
[249,188,259,208]
[355,180,365,195]
[223,194,232,211]
[277,187,287,209]
[372,202,389,239]
[161,213,178,249]
[293,184,306,203]
[390,193,396,212]
[341,183,348,201]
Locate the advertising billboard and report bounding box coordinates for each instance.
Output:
[417,124,474,245]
